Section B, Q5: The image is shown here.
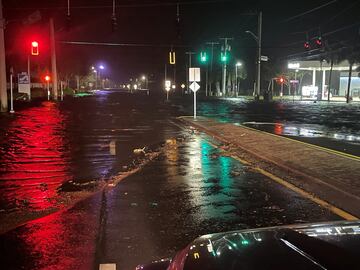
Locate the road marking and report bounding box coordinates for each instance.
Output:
[205,136,359,221]
[254,167,359,221]
[240,125,360,162]
[99,264,116,270]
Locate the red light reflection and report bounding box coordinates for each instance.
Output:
[274,123,284,135]
[0,102,71,211]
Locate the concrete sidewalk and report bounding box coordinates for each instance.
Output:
[179,116,360,218]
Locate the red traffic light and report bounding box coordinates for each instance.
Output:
[315,37,322,47]
[304,41,310,50]
[279,77,284,83]
[45,75,51,82]
[31,41,39,55]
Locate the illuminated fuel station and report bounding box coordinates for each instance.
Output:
[288,61,360,101]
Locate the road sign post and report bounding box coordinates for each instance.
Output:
[9,71,14,113]
[189,68,201,119]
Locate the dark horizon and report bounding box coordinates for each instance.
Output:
[3,0,360,85]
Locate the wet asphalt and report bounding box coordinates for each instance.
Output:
[0,91,353,269]
[176,97,360,156]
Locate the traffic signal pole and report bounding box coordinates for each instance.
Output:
[256,11,262,99]
[220,38,232,96]
[0,0,8,112]
[50,18,58,100]
[206,42,219,96]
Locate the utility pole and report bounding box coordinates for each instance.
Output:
[50,18,58,100]
[256,11,262,99]
[346,62,353,104]
[185,51,195,94]
[0,0,8,112]
[219,38,232,96]
[206,42,219,96]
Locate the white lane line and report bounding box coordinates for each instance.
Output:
[99,263,116,270]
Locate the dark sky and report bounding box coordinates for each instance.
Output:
[3,0,360,83]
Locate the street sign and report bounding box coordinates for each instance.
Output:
[290,80,299,84]
[18,72,31,96]
[260,55,269,62]
[18,72,30,84]
[165,80,171,91]
[189,82,200,92]
[189,68,201,82]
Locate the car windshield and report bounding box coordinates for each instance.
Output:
[0,1,359,270]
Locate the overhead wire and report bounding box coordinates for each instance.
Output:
[4,0,235,10]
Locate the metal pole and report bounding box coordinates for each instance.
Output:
[220,38,232,96]
[235,65,238,95]
[47,81,50,100]
[194,89,197,119]
[328,59,333,102]
[27,55,31,100]
[61,81,64,101]
[166,90,169,101]
[346,63,353,103]
[205,64,208,96]
[256,11,262,98]
[0,0,8,112]
[10,73,14,113]
[206,42,219,95]
[222,39,227,96]
[50,18,58,100]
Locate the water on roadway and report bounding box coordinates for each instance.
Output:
[0,91,179,213]
[0,91,350,269]
[0,130,340,270]
[176,97,360,156]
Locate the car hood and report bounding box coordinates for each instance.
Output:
[166,220,360,270]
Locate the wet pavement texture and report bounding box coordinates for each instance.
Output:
[176,97,360,156]
[0,91,353,269]
[0,91,179,213]
[94,133,340,270]
[0,132,340,270]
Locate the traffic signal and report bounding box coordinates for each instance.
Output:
[45,75,51,82]
[315,37,322,48]
[169,51,176,65]
[111,15,117,32]
[304,41,310,50]
[278,77,284,84]
[31,41,39,55]
[221,52,228,63]
[200,52,208,63]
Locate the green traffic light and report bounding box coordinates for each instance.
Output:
[200,52,208,63]
[241,240,249,245]
[221,52,228,63]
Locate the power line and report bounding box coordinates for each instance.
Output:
[59,41,191,48]
[283,22,360,48]
[282,0,338,23]
[4,0,234,10]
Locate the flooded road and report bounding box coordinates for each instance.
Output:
[0,130,340,270]
[0,91,179,214]
[0,92,355,270]
[177,97,360,156]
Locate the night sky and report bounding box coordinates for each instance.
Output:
[3,0,360,85]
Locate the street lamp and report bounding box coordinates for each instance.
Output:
[45,75,51,100]
[98,65,105,89]
[141,75,148,89]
